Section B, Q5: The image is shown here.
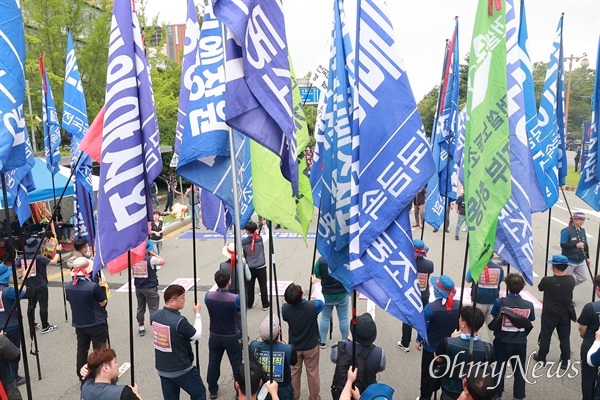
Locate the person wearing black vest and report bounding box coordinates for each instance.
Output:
[416,275,460,400]
[578,274,600,400]
[205,270,242,399]
[313,256,349,348]
[149,211,164,255]
[453,189,466,240]
[534,255,576,369]
[330,313,386,386]
[134,240,165,337]
[413,187,426,228]
[220,243,250,295]
[151,284,206,400]
[282,282,323,400]
[490,273,535,400]
[16,237,62,334]
[65,257,109,380]
[435,306,493,400]
[80,347,142,399]
[251,315,297,400]
[242,220,270,310]
[0,263,27,387]
[399,240,434,352]
[560,211,590,285]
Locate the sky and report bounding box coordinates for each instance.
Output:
[144,0,600,101]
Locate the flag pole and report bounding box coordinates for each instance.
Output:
[21,250,42,380]
[560,187,594,280]
[458,234,469,316]
[594,222,600,301]
[127,250,135,386]
[307,204,321,300]
[190,185,200,369]
[544,209,552,277]
[0,174,34,400]
[271,232,283,338]
[267,220,274,382]
[48,165,67,322]
[351,290,357,369]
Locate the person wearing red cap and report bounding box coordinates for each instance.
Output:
[65,257,109,380]
[560,211,590,285]
[415,275,460,400]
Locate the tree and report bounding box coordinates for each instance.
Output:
[418,86,439,138]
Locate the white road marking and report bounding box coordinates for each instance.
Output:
[118,362,131,378]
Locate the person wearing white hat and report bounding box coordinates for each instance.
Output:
[219,243,250,295]
[16,237,62,334]
[65,257,109,380]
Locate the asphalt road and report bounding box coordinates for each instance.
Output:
[22,185,598,399]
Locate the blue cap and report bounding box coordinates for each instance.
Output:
[430,275,455,298]
[547,255,569,265]
[0,264,12,281]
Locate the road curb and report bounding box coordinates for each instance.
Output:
[163,216,191,236]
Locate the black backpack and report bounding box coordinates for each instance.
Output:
[331,342,375,400]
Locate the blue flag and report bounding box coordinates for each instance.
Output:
[425,22,460,230]
[176,4,253,228]
[201,190,231,238]
[309,0,354,286]
[63,27,95,243]
[349,0,435,340]
[40,55,62,176]
[0,0,27,173]
[518,0,547,213]
[576,38,600,210]
[171,0,201,169]
[453,108,467,185]
[1,133,35,224]
[531,16,563,209]
[213,0,297,194]
[95,0,162,275]
[494,0,535,285]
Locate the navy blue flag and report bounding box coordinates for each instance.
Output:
[348,0,435,340]
[518,0,547,213]
[1,134,35,224]
[95,0,162,275]
[309,0,354,287]
[425,22,459,230]
[177,4,253,228]
[63,27,95,243]
[201,190,231,238]
[0,0,27,173]
[171,0,201,168]
[576,38,600,210]
[40,55,62,176]
[494,0,535,285]
[213,0,297,194]
[530,16,563,209]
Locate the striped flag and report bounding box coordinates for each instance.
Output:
[464,0,511,283]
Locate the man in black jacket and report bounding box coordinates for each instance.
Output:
[560,211,590,285]
[242,220,270,310]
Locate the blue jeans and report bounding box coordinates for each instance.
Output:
[160,366,206,400]
[319,295,350,344]
[152,193,160,208]
[207,335,242,395]
[193,204,200,226]
[455,214,466,236]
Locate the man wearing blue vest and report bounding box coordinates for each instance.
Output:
[134,240,165,337]
[466,255,504,326]
[251,315,297,399]
[416,275,460,400]
[205,270,242,399]
[560,211,590,285]
[0,263,27,386]
[151,284,205,400]
[242,220,270,310]
[65,257,108,380]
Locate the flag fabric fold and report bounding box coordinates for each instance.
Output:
[63,27,95,243]
[576,38,600,210]
[201,190,232,238]
[94,0,162,276]
[310,0,354,286]
[1,134,35,224]
[0,0,27,173]
[176,3,254,230]
[40,55,62,176]
[213,0,297,195]
[494,0,535,285]
[464,0,511,283]
[348,0,435,340]
[517,0,547,213]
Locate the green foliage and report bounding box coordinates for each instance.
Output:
[303,104,317,143]
[418,86,439,137]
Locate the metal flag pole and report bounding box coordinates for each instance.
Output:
[1,174,34,400]
[544,208,552,277]
[190,185,200,369]
[271,231,283,338]
[268,220,274,382]
[458,234,469,316]
[560,187,595,280]
[307,205,321,300]
[594,222,600,301]
[21,250,41,381]
[128,251,135,386]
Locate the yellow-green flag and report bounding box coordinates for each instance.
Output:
[250,61,313,238]
[464,0,511,283]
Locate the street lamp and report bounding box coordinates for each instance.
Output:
[564,53,590,135]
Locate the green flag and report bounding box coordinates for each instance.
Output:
[250,61,314,238]
[464,0,511,283]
